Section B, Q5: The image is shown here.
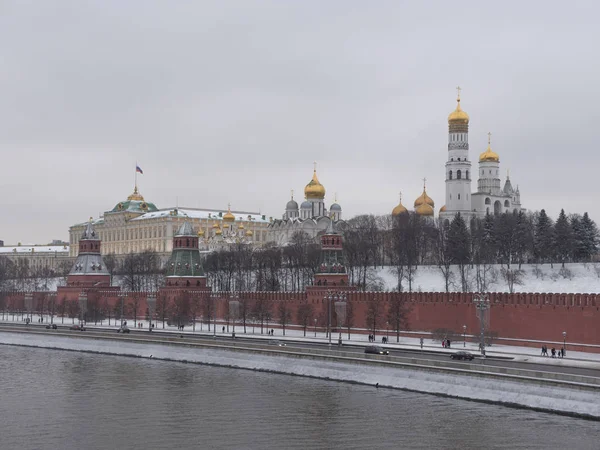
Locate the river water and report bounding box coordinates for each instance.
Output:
[0,345,598,450]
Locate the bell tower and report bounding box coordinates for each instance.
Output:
[443,87,472,217]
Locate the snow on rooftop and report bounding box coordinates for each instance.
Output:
[131,208,270,223]
[0,245,69,254]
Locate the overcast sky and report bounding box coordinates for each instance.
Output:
[1,0,599,245]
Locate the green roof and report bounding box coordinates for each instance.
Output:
[109,199,158,214]
[165,248,205,277]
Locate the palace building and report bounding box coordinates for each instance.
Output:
[68,185,271,258]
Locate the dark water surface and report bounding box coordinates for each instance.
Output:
[0,345,598,450]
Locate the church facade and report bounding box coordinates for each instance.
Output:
[268,165,343,245]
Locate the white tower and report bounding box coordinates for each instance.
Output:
[477,132,501,195]
[443,87,472,217]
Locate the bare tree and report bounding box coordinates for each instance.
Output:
[387,294,410,342]
[277,301,293,336]
[365,296,384,339]
[296,301,314,337]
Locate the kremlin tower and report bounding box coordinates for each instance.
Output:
[164,222,208,289]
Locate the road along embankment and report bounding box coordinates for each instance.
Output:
[1,329,600,420]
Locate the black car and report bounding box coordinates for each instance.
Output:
[45,324,58,330]
[365,346,389,355]
[117,326,131,333]
[450,351,475,361]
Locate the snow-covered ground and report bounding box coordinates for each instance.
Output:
[1,331,599,419]
[376,262,600,293]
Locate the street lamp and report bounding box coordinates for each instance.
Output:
[335,294,347,346]
[562,331,567,356]
[147,294,156,332]
[463,325,467,347]
[314,318,317,337]
[324,292,334,346]
[473,293,490,357]
[386,321,389,342]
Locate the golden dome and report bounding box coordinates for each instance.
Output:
[448,89,469,124]
[439,205,446,213]
[414,187,434,208]
[415,203,434,216]
[245,230,254,237]
[238,223,245,230]
[223,223,230,229]
[479,132,499,162]
[212,222,219,229]
[304,166,326,200]
[215,228,222,236]
[127,185,145,201]
[198,229,205,237]
[392,193,408,216]
[223,205,235,223]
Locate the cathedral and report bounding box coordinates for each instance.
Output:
[392,89,523,223]
[268,165,343,245]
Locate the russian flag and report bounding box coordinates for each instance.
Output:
[136,165,144,174]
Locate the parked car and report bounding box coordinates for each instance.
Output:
[117,326,130,334]
[450,351,475,361]
[45,324,58,330]
[69,325,86,331]
[268,340,286,347]
[365,346,389,355]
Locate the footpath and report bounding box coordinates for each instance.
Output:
[2,316,599,371]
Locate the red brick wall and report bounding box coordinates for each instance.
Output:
[3,290,598,351]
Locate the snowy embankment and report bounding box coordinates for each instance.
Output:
[1,332,599,419]
[376,262,600,293]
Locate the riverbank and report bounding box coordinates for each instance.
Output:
[1,331,599,420]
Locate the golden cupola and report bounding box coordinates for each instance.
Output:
[416,203,434,216]
[448,87,469,125]
[414,187,434,208]
[414,181,435,216]
[392,193,408,216]
[127,185,145,201]
[223,204,235,222]
[479,132,500,163]
[304,164,326,200]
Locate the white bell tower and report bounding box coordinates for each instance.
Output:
[444,87,472,216]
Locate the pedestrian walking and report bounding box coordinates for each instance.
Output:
[551,347,556,358]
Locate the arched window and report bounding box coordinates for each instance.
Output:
[466,170,469,180]
[457,170,462,180]
[485,198,491,205]
[458,194,461,200]
[504,200,510,207]
[449,170,453,180]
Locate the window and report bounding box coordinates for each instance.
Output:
[504,200,510,207]
[485,198,491,205]
[458,194,461,200]
[449,170,453,180]
[457,170,462,179]
[466,170,469,180]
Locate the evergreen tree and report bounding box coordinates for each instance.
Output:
[580,212,599,261]
[514,211,533,267]
[534,209,555,265]
[554,209,573,267]
[571,214,585,261]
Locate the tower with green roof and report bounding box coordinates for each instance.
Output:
[164,222,208,289]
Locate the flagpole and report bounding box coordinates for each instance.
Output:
[135,161,138,190]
